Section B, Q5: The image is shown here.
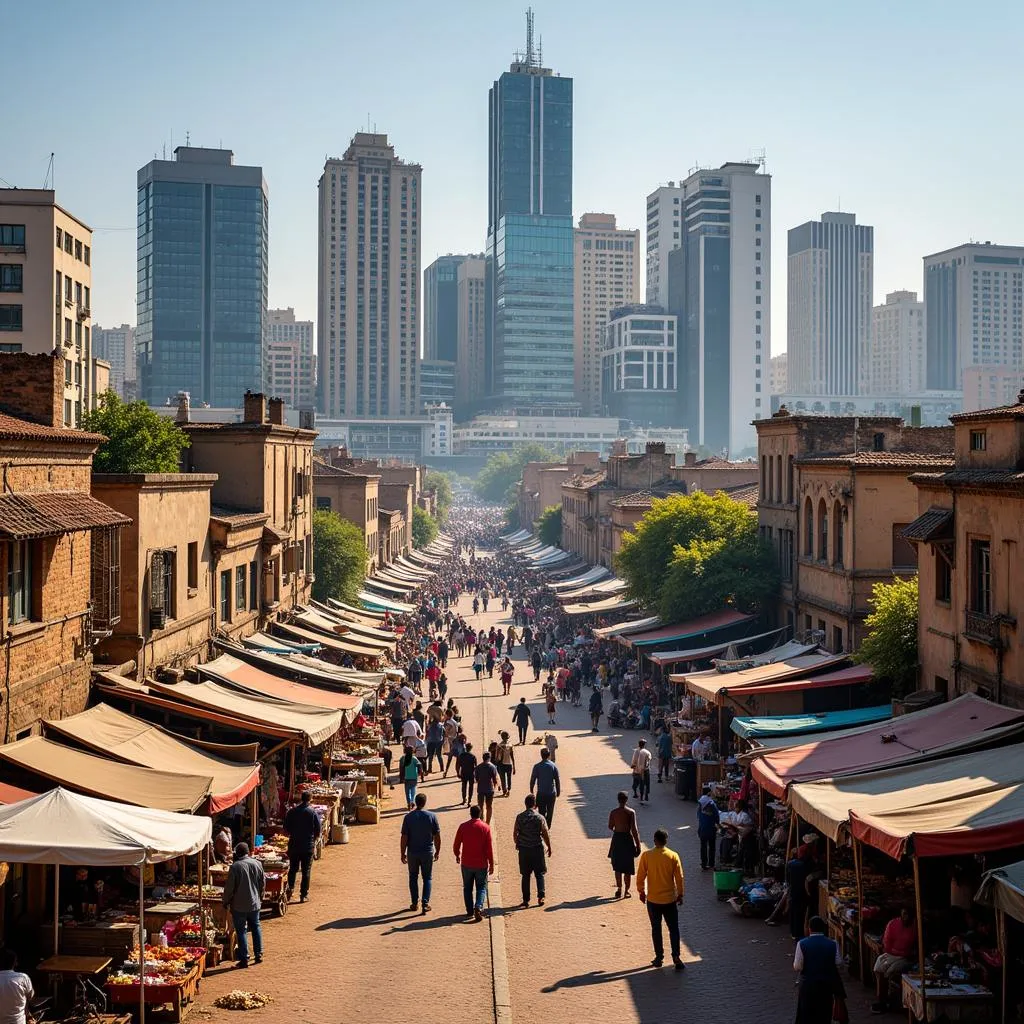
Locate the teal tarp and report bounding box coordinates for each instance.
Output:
[731,705,892,741]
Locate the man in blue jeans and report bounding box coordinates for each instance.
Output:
[223,842,266,968]
[529,748,561,828]
[453,805,495,922]
[400,793,441,913]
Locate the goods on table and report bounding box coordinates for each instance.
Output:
[213,990,273,1010]
[167,885,222,901]
[108,944,205,985]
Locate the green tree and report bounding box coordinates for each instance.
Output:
[537,504,562,547]
[412,506,439,549]
[854,576,919,697]
[474,443,556,503]
[312,509,368,604]
[81,392,190,473]
[504,503,521,532]
[424,471,453,524]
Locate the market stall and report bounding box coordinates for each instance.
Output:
[357,590,415,614]
[563,595,638,618]
[624,609,755,650]
[977,860,1024,1020]
[591,615,661,640]
[326,598,387,623]
[215,639,385,691]
[731,705,893,743]
[646,627,786,669]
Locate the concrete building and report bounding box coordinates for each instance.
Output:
[755,408,954,650]
[908,393,1024,706]
[575,214,641,414]
[770,390,962,426]
[787,212,873,396]
[420,359,455,409]
[93,324,136,399]
[425,255,479,362]
[314,406,452,459]
[137,147,268,408]
[264,308,315,411]
[666,162,771,455]
[601,304,678,425]
[313,458,380,571]
[456,256,487,415]
[645,184,684,308]
[516,452,602,532]
[486,13,574,407]
[962,365,1024,413]
[670,452,760,495]
[317,133,421,418]
[0,189,95,426]
[870,290,925,395]
[770,352,788,395]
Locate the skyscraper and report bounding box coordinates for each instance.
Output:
[666,162,770,455]
[424,255,472,361]
[574,214,641,415]
[787,212,873,396]
[136,147,268,407]
[456,256,487,415]
[486,10,574,408]
[870,291,925,395]
[93,323,136,399]
[264,308,315,410]
[317,133,421,419]
[645,184,684,307]
[923,242,1024,391]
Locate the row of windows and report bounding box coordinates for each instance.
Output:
[55,226,91,265]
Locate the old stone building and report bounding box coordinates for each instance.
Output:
[313,459,380,571]
[670,453,759,494]
[517,453,601,533]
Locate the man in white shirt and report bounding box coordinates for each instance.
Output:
[399,684,416,712]
[0,949,34,1024]
[401,714,423,750]
[630,739,653,804]
[690,732,712,762]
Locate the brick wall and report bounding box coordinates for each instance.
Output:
[0,353,64,427]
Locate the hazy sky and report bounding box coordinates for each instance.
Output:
[5,0,1023,355]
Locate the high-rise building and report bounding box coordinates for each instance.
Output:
[645,184,684,307]
[264,308,315,410]
[787,212,873,397]
[601,304,678,425]
[317,133,421,418]
[870,290,925,395]
[486,11,574,408]
[769,352,788,395]
[137,147,268,408]
[924,242,1024,391]
[0,188,95,426]
[424,255,474,361]
[666,162,771,455]
[93,323,136,399]
[574,214,641,414]
[962,364,1024,412]
[420,359,456,409]
[456,256,487,415]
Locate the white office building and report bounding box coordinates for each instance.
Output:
[645,183,684,308]
[870,290,925,395]
[601,304,678,425]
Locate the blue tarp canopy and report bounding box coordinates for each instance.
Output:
[731,705,893,741]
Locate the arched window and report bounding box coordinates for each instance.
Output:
[818,499,828,561]
[833,501,845,567]
[787,455,794,504]
[804,497,814,555]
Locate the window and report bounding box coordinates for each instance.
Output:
[316,496,332,510]
[935,551,952,603]
[780,529,794,582]
[55,227,62,249]
[970,430,987,451]
[934,676,949,700]
[803,497,813,555]
[90,528,121,631]
[0,226,25,249]
[970,539,992,615]
[817,499,828,561]
[786,455,794,504]
[249,560,259,610]
[891,525,918,570]
[187,542,198,591]
[0,265,22,292]
[220,570,231,623]
[832,625,844,654]
[7,541,32,624]
[235,565,247,611]
[872,433,885,452]
[761,456,768,499]
[0,305,23,331]
[149,550,175,628]
[833,502,844,567]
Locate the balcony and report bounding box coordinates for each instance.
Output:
[964,610,1002,645]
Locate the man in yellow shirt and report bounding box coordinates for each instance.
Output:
[637,828,686,970]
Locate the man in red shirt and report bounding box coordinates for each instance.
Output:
[872,906,918,1013]
[453,804,495,922]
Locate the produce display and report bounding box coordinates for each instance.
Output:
[213,990,273,1011]
[167,884,222,901]
[108,944,205,986]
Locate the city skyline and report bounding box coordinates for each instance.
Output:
[6,1,1022,358]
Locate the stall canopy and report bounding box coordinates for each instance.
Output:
[308,601,398,642]
[44,704,260,814]
[548,566,610,592]
[592,615,661,640]
[364,576,416,597]
[625,609,754,648]
[293,607,395,651]
[752,693,1024,799]
[564,595,638,618]
[678,652,849,703]
[220,640,384,690]
[358,590,415,614]
[243,631,322,655]
[0,737,212,812]
[501,528,532,544]
[731,705,893,741]
[275,621,385,658]
[328,598,386,623]
[558,578,628,603]
[977,861,1024,923]
[0,788,212,866]
[0,783,36,805]
[648,628,786,668]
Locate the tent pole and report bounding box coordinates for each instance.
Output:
[757,784,765,875]
[52,866,59,958]
[197,847,205,953]
[139,871,146,1023]
[853,837,864,984]
[912,854,926,1024]
[999,908,1007,1024]
[289,744,296,798]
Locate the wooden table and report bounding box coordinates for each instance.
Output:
[143,901,198,936]
[59,920,137,960]
[37,955,112,1004]
[696,759,724,791]
[901,976,994,1022]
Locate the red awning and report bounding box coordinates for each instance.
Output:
[739,662,872,697]
[624,610,753,647]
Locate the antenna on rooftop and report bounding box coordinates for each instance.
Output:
[43,153,54,191]
[185,130,191,147]
[526,7,535,66]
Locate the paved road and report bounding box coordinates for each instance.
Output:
[195,590,874,1024]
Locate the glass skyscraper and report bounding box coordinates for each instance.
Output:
[137,147,268,408]
[486,15,574,408]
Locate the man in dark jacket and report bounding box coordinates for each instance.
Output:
[223,843,266,968]
[284,791,322,903]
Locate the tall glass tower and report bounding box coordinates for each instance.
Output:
[137,147,268,408]
[486,10,574,409]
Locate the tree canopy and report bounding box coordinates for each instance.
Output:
[615,491,779,623]
[312,509,367,604]
[537,504,562,547]
[854,576,919,697]
[412,505,439,549]
[475,444,557,504]
[424,471,453,524]
[82,392,190,474]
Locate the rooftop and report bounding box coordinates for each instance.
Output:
[0,412,104,445]
[0,492,130,540]
[796,451,955,469]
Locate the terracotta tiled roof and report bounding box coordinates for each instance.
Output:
[797,451,954,469]
[950,403,1024,423]
[0,491,130,540]
[211,506,270,530]
[0,412,104,444]
[611,490,655,508]
[901,507,954,543]
[723,482,760,509]
[940,469,1024,487]
[691,456,753,469]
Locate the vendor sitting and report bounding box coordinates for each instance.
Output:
[872,906,918,1014]
[213,823,233,865]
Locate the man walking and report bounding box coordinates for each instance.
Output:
[608,791,642,899]
[513,794,552,907]
[284,791,322,903]
[589,688,604,732]
[630,739,652,805]
[656,725,673,784]
[697,785,720,870]
[453,805,494,922]
[475,751,500,823]
[512,697,533,745]
[637,829,686,971]
[223,842,265,968]
[529,747,561,828]
[400,793,441,913]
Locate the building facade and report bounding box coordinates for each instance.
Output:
[456,256,486,415]
[601,304,678,425]
[93,324,136,400]
[0,189,95,426]
[516,452,601,532]
[962,365,1024,413]
[574,214,641,414]
[264,308,315,411]
[769,352,788,395]
[424,255,475,362]
[313,458,380,571]
[666,162,770,455]
[787,212,873,396]
[137,147,268,408]
[924,242,1024,391]
[644,184,684,308]
[420,360,455,409]
[870,290,925,395]
[486,15,574,407]
[317,133,421,419]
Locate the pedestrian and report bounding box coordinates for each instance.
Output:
[531,647,542,682]
[513,794,552,908]
[529,747,561,828]
[545,684,557,725]
[473,649,485,679]
[656,725,673,784]
[283,791,321,903]
[438,671,448,703]
[400,793,441,914]
[453,804,494,923]
[494,730,516,796]
[697,785,720,870]
[630,739,652,805]
[401,712,423,751]
[512,697,532,745]
[425,716,445,774]
[793,916,845,1024]
[543,731,559,762]
[457,741,478,805]
[0,950,33,1023]
[475,751,500,823]
[444,728,466,778]
[401,748,421,809]
[223,842,265,969]
[637,828,686,971]
[486,646,496,678]
[500,657,514,696]
[589,688,604,732]
[608,791,642,899]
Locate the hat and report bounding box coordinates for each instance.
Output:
[802,833,819,844]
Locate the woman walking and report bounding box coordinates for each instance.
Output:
[401,749,421,810]
[473,649,485,680]
[793,916,845,1024]
[608,791,642,899]
[494,731,516,797]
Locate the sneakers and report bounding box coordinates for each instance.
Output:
[254,956,263,965]
[673,958,685,971]
[421,903,431,914]
[236,960,249,970]
[537,897,545,906]
[409,902,418,911]
[473,907,483,922]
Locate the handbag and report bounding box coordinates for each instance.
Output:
[831,997,849,1024]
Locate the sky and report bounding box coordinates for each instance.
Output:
[5,0,1024,356]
